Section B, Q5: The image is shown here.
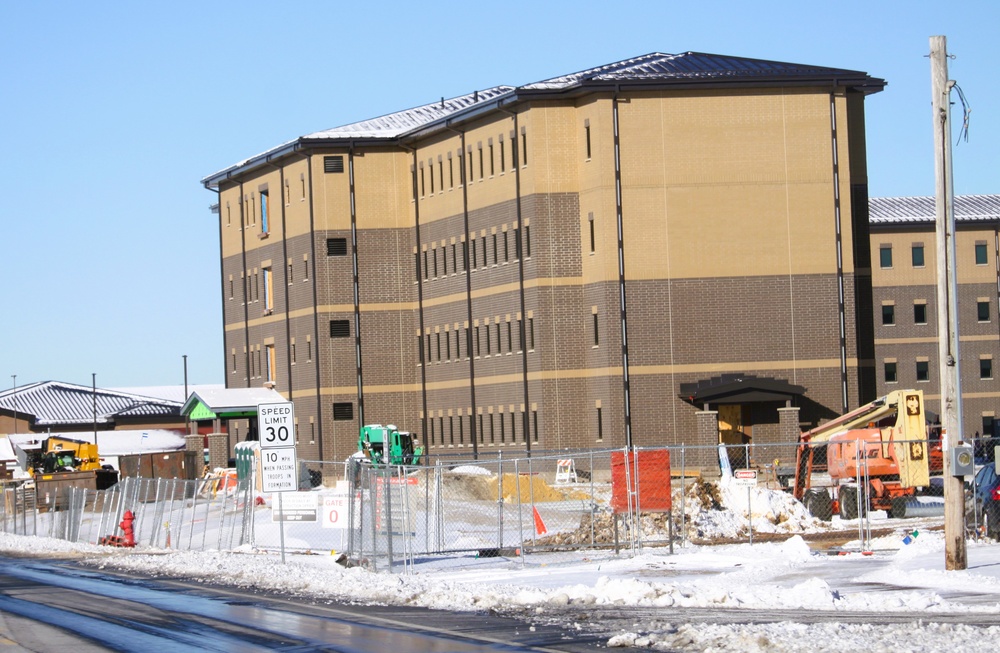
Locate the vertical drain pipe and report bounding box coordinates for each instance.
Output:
[348,148,366,429]
[612,91,634,449]
[829,92,849,412]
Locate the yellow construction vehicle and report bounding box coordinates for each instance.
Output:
[25,437,119,510]
[29,437,103,475]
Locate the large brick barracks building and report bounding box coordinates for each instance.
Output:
[202,52,887,467]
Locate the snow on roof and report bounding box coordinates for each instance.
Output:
[182,387,287,414]
[109,384,225,404]
[7,430,185,456]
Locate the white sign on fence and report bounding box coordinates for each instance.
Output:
[733,469,758,487]
[258,401,295,448]
[271,490,316,522]
[261,446,298,493]
[321,494,349,529]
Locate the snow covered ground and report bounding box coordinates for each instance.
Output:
[2,525,1000,651]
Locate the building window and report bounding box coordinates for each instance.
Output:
[436,332,441,362]
[307,336,312,362]
[265,344,276,383]
[263,267,273,313]
[532,409,538,442]
[593,313,600,346]
[492,233,498,265]
[882,304,895,326]
[521,129,527,165]
[596,407,603,440]
[981,358,994,380]
[327,238,348,256]
[449,157,454,188]
[489,413,495,443]
[511,412,517,442]
[879,245,892,268]
[452,243,458,274]
[478,145,484,180]
[485,323,492,354]
[260,190,269,234]
[482,238,488,267]
[916,361,930,382]
[589,214,596,253]
[525,225,531,257]
[976,242,989,265]
[528,317,535,350]
[884,361,897,383]
[291,341,296,364]
[475,326,481,356]
[331,402,353,420]
[503,231,509,262]
[462,241,469,271]
[488,141,495,176]
[499,140,505,173]
[976,300,991,322]
[499,412,505,443]
[496,323,502,353]
[506,321,513,352]
[324,156,344,173]
[514,228,521,260]
[911,245,925,268]
[914,303,927,325]
[584,121,592,159]
[330,320,350,338]
[288,261,293,284]
[470,239,477,268]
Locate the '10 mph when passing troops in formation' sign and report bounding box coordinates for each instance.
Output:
[257,401,298,493]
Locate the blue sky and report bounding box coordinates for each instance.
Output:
[2,1,997,389]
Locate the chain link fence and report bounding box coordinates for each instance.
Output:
[2,442,996,569]
[1,474,254,551]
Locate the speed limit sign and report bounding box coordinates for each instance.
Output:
[258,401,295,448]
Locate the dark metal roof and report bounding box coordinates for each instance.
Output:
[522,51,884,93]
[0,381,181,427]
[679,374,807,406]
[203,51,884,189]
[869,195,1000,225]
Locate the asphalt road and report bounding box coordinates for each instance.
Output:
[0,556,623,652]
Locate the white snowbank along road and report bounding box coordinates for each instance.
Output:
[2,470,1000,652]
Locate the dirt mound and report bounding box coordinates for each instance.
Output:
[441,472,588,503]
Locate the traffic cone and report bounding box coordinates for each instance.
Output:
[533,506,547,535]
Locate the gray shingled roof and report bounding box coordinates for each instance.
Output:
[869,195,1000,224]
[0,381,181,427]
[203,51,883,189]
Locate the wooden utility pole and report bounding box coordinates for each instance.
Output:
[930,35,966,570]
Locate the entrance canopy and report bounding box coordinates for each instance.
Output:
[181,387,287,421]
[679,374,806,407]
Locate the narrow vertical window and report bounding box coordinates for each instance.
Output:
[438,159,444,190]
[506,321,512,352]
[459,415,464,444]
[488,141,494,176]
[532,409,538,442]
[423,251,429,280]
[492,233,498,264]
[475,326,481,356]
[436,332,441,361]
[263,267,273,313]
[525,225,531,257]
[517,318,524,352]
[449,416,454,445]
[452,243,458,273]
[420,166,425,196]
[503,231,509,262]
[597,407,603,440]
[499,412,505,443]
[529,317,535,350]
[593,312,599,346]
[521,130,527,165]
[415,252,421,281]
[485,324,491,354]
[514,228,521,260]
[489,413,495,443]
[584,120,592,159]
[468,148,474,183]
[307,336,312,362]
[496,323,502,352]
[916,361,930,382]
[449,157,454,188]
[429,160,435,194]
[445,331,451,360]
[510,412,517,442]
[417,335,424,364]
[884,361,897,383]
[470,239,477,268]
[478,146,484,180]
[426,334,432,363]
[441,246,447,275]
[287,261,293,284]
[265,344,276,383]
[499,141,506,173]
[589,213,596,252]
[482,238,488,267]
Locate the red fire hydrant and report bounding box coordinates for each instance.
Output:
[119,510,136,548]
[99,509,136,548]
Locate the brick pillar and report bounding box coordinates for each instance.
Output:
[694,410,720,471]
[207,432,230,471]
[185,434,205,479]
[778,407,801,444]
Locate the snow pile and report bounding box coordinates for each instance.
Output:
[685,477,823,540]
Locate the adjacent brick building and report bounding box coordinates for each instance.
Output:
[202,52,886,467]
[870,195,1000,442]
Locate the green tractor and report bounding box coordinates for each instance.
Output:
[358,424,423,466]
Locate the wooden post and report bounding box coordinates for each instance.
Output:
[930,35,967,570]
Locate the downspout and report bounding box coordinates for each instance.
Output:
[497,108,531,455]
[238,181,252,389]
[400,142,430,447]
[306,155,325,460]
[444,124,479,459]
[348,148,366,430]
[612,89,634,449]
[279,165,294,402]
[204,184,229,385]
[829,92,850,412]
